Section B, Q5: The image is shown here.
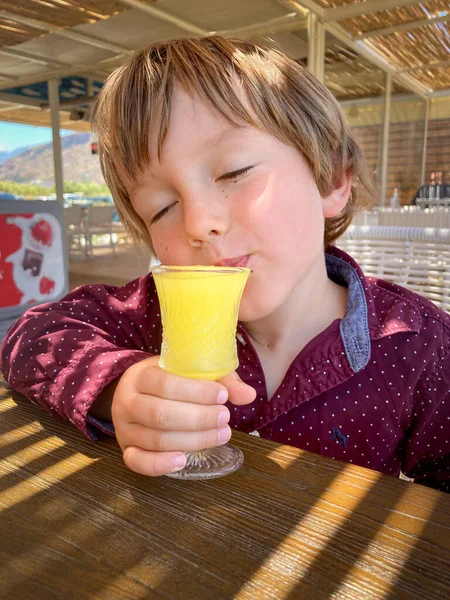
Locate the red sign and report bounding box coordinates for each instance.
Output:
[0,213,64,308]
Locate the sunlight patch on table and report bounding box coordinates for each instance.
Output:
[331,486,440,599]
[0,422,44,448]
[266,444,304,469]
[0,450,97,511]
[0,398,16,413]
[235,464,382,598]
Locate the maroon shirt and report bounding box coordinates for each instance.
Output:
[1,248,449,492]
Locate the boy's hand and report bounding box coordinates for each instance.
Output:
[112,356,256,477]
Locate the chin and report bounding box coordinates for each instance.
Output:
[238,297,275,323]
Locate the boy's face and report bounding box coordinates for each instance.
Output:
[130,85,349,322]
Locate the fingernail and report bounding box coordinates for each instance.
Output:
[218,426,231,443]
[217,408,229,426]
[170,454,186,472]
[217,390,228,404]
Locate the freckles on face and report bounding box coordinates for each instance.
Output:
[151,228,190,265]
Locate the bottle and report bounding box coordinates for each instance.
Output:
[390,188,400,208]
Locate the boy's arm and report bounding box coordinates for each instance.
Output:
[0,275,159,440]
[402,346,450,493]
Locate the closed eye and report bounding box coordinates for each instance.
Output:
[150,166,253,224]
[150,202,176,225]
[218,166,253,182]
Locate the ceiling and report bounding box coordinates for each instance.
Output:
[0,0,448,130]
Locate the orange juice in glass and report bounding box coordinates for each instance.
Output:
[152,265,250,479]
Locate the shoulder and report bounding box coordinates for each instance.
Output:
[368,276,450,351]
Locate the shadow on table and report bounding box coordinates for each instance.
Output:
[0,384,448,599]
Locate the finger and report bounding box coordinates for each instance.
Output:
[121,422,231,453]
[134,358,228,405]
[218,371,257,405]
[123,446,187,477]
[129,394,230,431]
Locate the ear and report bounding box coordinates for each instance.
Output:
[322,171,352,218]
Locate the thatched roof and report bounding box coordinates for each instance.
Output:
[0,0,448,126]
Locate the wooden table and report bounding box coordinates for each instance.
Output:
[1,378,449,600]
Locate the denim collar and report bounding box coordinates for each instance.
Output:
[325,252,371,373]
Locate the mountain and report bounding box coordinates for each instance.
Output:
[0,146,31,164]
[0,133,105,186]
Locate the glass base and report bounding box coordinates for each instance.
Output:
[166,444,244,480]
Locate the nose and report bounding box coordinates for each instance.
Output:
[183,193,229,247]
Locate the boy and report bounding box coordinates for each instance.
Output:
[2,37,449,490]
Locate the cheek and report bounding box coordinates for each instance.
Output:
[150,228,186,262]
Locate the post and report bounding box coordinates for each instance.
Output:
[307,13,325,83]
[47,79,64,205]
[420,99,430,185]
[380,72,392,206]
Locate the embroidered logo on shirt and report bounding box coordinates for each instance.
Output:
[330,428,347,449]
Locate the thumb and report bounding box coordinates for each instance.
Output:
[217,371,257,406]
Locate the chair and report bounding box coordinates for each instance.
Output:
[84,205,116,256]
[111,219,133,247]
[337,225,450,312]
[64,205,87,257]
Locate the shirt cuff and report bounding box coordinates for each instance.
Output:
[86,414,116,440]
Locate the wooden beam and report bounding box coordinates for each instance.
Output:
[275,0,320,18]
[380,72,392,205]
[0,47,69,68]
[307,13,325,82]
[0,10,133,55]
[0,55,123,92]
[355,14,450,41]
[430,88,450,98]
[326,70,385,85]
[323,0,419,22]
[0,102,24,112]
[48,79,64,205]
[214,14,308,38]
[40,95,95,110]
[0,92,42,106]
[0,71,17,80]
[420,99,429,185]
[340,93,419,106]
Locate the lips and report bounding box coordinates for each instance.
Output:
[214,255,250,268]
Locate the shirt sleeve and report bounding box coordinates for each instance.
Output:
[0,275,162,440]
[402,335,450,493]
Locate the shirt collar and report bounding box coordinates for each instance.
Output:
[326,247,421,373]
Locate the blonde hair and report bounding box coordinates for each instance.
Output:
[92,36,374,249]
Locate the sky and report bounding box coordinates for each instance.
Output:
[0,122,74,152]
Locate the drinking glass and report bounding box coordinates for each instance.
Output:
[152,265,250,480]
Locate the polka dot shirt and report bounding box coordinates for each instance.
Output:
[1,248,449,493]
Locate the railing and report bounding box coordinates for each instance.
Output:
[353,206,450,228]
[337,225,450,312]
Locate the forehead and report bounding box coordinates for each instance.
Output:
[161,84,228,137]
[148,82,261,157]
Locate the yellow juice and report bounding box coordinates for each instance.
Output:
[153,266,250,380]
